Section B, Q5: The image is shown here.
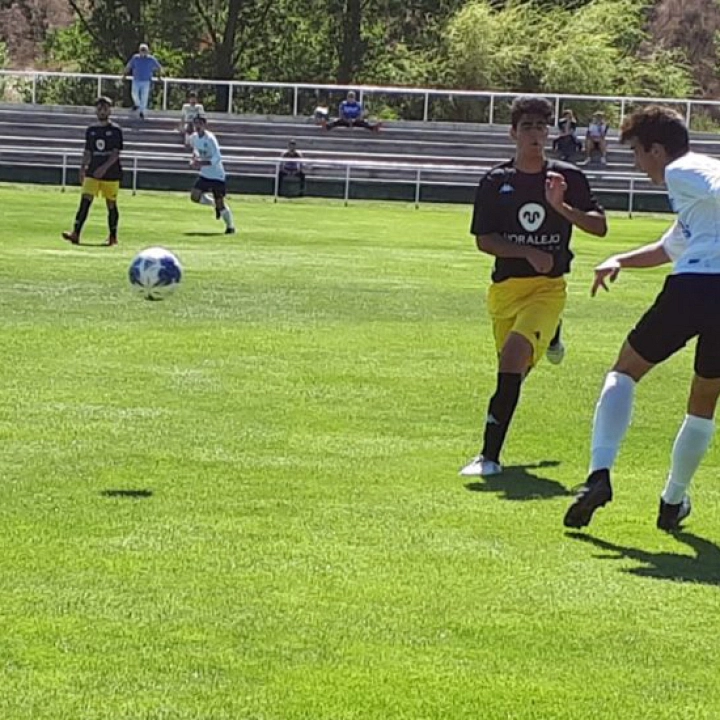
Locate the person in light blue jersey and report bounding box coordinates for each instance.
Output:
[122,43,162,120]
[322,91,381,132]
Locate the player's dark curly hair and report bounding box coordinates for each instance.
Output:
[510,96,553,128]
[619,105,689,156]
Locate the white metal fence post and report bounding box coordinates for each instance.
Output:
[132,156,138,195]
[629,177,635,219]
[414,169,421,209]
[344,165,351,206]
[61,153,67,191]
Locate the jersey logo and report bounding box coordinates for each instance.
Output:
[518,202,546,232]
[499,183,514,194]
[96,139,106,151]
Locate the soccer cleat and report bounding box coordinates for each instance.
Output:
[546,340,566,365]
[563,469,613,528]
[62,230,80,244]
[657,496,692,533]
[215,206,221,220]
[459,454,503,477]
[225,227,236,235]
[104,235,118,246]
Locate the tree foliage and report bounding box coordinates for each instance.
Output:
[3,0,701,113]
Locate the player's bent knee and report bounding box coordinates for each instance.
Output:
[498,332,533,374]
[611,341,653,382]
[190,190,202,203]
[688,375,720,418]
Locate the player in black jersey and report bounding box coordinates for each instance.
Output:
[62,97,123,246]
[460,96,607,478]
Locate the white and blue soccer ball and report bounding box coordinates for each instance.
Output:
[128,247,182,301]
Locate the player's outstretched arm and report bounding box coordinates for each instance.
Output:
[591,240,671,296]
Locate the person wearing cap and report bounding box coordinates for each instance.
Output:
[188,115,236,234]
[122,43,162,120]
[62,97,123,246]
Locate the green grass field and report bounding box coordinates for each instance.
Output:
[1,183,719,720]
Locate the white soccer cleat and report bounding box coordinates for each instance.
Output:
[546,340,566,365]
[459,455,503,477]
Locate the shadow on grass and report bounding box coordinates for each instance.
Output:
[100,489,154,499]
[464,460,570,501]
[182,231,225,237]
[566,532,720,585]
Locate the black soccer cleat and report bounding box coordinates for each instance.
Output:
[225,227,236,235]
[563,469,613,528]
[656,496,691,533]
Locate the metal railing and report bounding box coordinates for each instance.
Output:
[2,69,720,130]
[0,143,666,214]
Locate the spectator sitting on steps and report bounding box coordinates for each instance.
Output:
[278,139,306,197]
[179,91,205,146]
[552,108,582,161]
[322,91,381,133]
[585,111,609,166]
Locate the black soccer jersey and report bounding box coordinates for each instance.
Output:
[85,122,123,180]
[471,159,603,283]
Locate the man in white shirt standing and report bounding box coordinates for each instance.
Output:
[189,115,236,234]
[565,105,720,533]
[179,91,204,145]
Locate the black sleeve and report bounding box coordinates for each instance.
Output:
[84,128,92,151]
[115,127,124,152]
[470,172,502,236]
[566,169,604,214]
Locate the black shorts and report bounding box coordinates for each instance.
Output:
[628,274,720,378]
[194,177,226,198]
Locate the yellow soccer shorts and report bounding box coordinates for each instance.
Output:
[487,276,567,367]
[82,178,120,202]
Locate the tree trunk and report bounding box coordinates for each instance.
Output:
[214,0,242,111]
[337,0,362,84]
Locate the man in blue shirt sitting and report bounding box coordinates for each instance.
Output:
[122,43,162,120]
[323,91,381,132]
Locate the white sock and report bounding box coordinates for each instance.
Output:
[662,414,714,504]
[590,371,635,472]
[221,205,234,229]
[198,193,214,206]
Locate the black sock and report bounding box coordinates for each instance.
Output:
[74,197,92,234]
[108,205,119,235]
[481,372,523,463]
[550,321,562,347]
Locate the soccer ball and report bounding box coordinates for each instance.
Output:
[128,247,182,301]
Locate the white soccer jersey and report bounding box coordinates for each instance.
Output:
[190,130,226,181]
[663,151,720,274]
[181,102,204,124]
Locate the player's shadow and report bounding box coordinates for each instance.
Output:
[75,241,113,247]
[182,231,225,237]
[100,489,153,499]
[464,460,570,501]
[567,532,720,585]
